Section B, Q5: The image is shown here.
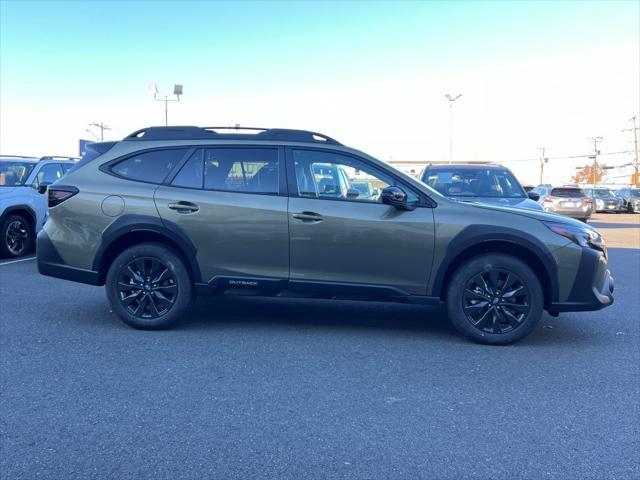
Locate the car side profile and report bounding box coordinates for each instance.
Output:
[582,187,624,213]
[37,127,614,344]
[615,187,640,213]
[0,155,77,257]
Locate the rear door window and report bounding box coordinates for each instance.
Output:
[203,148,278,194]
[111,148,189,184]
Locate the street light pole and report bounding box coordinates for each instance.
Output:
[149,83,183,126]
[445,93,462,164]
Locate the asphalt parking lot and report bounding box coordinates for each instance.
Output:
[1,214,639,479]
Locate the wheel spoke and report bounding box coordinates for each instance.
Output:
[488,270,500,292]
[492,310,502,333]
[148,295,161,317]
[464,301,489,311]
[501,307,522,326]
[476,274,492,295]
[152,268,169,284]
[153,290,174,306]
[501,285,523,299]
[127,265,144,284]
[501,302,529,313]
[472,306,494,327]
[464,289,489,301]
[121,291,140,305]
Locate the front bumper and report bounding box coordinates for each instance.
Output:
[550,248,613,313]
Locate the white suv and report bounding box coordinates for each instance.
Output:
[0,156,77,257]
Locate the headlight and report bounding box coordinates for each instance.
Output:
[596,199,604,208]
[543,221,605,254]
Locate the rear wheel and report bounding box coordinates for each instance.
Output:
[0,214,31,258]
[446,254,543,345]
[106,243,193,329]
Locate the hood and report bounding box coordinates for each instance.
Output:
[467,201,597,231]
[451,196,543,211]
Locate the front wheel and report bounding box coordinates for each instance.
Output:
[446,254,543,345]
[106,243,193,330]
[0,214,32,258]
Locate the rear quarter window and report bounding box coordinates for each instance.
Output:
[111,148,189,184]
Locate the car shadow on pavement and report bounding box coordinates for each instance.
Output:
[590,220,640,229]
[176,295,461,340]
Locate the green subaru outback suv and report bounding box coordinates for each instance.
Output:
[37,126,614,344]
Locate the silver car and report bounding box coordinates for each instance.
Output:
[533,186,593,222]
[582,187,624,213]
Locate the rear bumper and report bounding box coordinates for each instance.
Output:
[545,208,592,219]
[37,230,101,285]
[549,248,613,313]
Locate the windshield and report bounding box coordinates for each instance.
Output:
[423,168,526,198]
[593,189,614,198]
[0,161,35,186]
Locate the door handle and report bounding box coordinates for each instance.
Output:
[168,201,200,214]
[292,211,323,222]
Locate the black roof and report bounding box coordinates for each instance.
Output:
[123,126,342,145]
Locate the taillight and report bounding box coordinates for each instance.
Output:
[583,197,592,204]
[48,186,79,207]
[544,197,553,203]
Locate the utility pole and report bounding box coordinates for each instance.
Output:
[444,93,462,164]
[622,115,639,186]
[89,121,111,141]
[588,136,603,188]
[537,147,547,185]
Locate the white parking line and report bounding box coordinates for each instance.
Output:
[0,257,35,266]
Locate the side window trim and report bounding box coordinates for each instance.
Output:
[284,146,434,207]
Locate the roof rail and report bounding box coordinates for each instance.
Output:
[39,156,80,162]
[123,126,342,145]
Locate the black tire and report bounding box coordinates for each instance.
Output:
[446,254,544,345]
[106,243,193,330]
[0,214,32,258]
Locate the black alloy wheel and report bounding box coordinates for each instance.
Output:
[2,216,31,257]
[117,257,178,319]
[462,269,531,334]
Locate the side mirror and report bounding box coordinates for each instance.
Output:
[37,181,51,194]
[346,188,360,199]
[527,191,540,202]
[381,186,417,211]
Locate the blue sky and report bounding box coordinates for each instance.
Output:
[1,1,638,184]
[2,1,636,99]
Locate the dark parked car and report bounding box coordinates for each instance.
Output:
[615,187,640,213]
[37,126,613,345]
[582,187,624,213]
[420,164,542,210]
[532,186,593,222]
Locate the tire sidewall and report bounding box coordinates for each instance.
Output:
[106,243,192,330]
[1,214,31,258]
[446,254,544,345]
